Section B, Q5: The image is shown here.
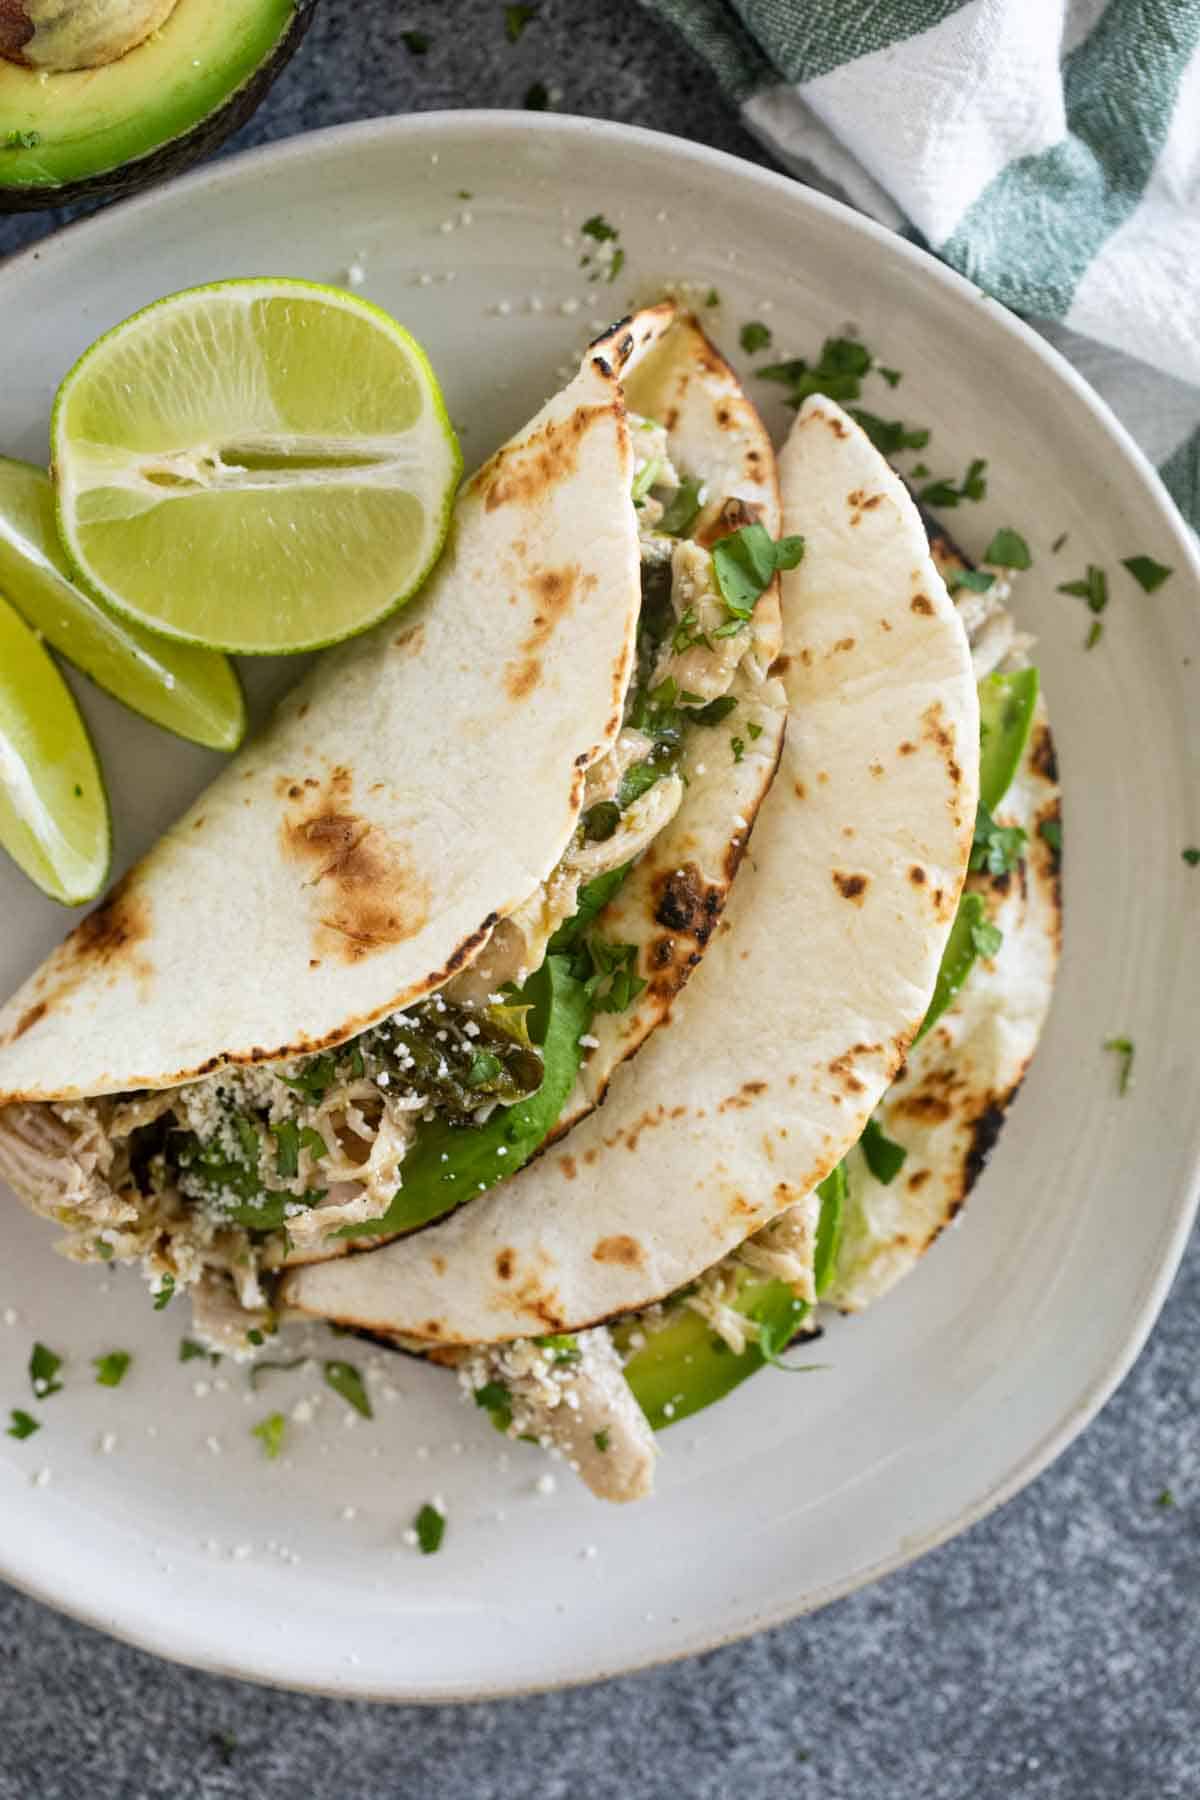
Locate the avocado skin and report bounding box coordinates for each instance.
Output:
[0,0,318,213]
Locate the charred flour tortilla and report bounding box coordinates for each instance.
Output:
[0,304,792,1339]
[282,395,980,1344]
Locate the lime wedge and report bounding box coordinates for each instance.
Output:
[0,593,110,905]
[0,457,245,751]
[51,279,462,655]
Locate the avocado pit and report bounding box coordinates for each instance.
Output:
[0,0,180,70]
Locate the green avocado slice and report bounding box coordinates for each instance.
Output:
[616,1165,846,1430]
[0,0,313,210]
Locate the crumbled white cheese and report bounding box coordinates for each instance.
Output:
[535,1473,557,1496]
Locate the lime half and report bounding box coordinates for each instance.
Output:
[0,457,245,751]
[0,593,110,905]
[51,279,462,655]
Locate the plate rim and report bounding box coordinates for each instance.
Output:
[2,106,1198,1703]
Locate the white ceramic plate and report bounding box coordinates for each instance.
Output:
[1,114,1197,1702]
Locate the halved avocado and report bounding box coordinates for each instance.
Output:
[0,0,316,212]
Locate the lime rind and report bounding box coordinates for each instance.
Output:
[51,278,463,656]
[0,456,246,752]
[0,593,111,906]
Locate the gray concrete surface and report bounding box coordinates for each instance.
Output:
[1,3,1196,1795]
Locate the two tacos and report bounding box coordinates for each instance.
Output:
[0,303,1059,1503]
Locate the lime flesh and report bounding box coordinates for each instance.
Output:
[0,594,110,906]
[0,457,244,751]
[52,279,463,655]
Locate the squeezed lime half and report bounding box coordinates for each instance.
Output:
[51,278,462,655]
[0,456,244,751]
[0,592,110,905]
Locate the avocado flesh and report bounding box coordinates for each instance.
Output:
[0,0,311,208]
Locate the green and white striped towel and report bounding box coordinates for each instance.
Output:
[641,0,1200,530]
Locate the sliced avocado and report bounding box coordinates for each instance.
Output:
[0,0,316,212]
[616,1165,846,1430]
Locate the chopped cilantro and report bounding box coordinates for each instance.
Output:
[457,189,473,200]
[910,462,930,479]
[970,802,1027,876]
[747,720,763,739]
[739,321,772,354]
[4,130,40,150]
[1183,847,1200,867]
[1051,531,1068,553]
[1085,620,1103,649]
[1122,554,1172,593]
[758,336,873,408]
[281,1053,337,1103]
[607,247,625,285]
[918,458,987,509]
[584,938,646,1014]
[548,866,631,951]
[730,735,745,763]
[704,288,720,307]
[593,1428,611,1453]
[93,1351,131,1389]
[659,477,704,537]
[524,80,549,109]
[617,760,665,808]
[324,1360,373,1419]
[1057,565,1108,614]
[581,213,617,242]
[983,528,1032,570]
[859,1117,907,1185]
[273,1120,301,1179]
[690,694,738,727]
[970,914,1003,959]
[947,567,996,594]
[537,1333,582,1365]
[879,366,902,387]
[414,1502,446,1554]
[1104,1036,1134,1096]
[711,523,804,624]
[7,1409,39,1440]
[246,1329,264,1347]
[210,1732,238,1767]
[465,1049,505,1089]
[29,1343,63,1399]
[179,1338,219,1365]
[850,411,930,456]
[251,1412,287,1460]
[504,3,537,41]
[401,29,429,53]
[473,1381,513,1431]
[94,1240,113,1261]
[1156,1487,1176,1509]
[1039,818,1063,854]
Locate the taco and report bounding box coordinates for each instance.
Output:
[0,304,791,1351]
[282,395,987,1497]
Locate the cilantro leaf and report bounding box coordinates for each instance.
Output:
[548,865,632,951]
[947,567,996,594]
[983,528,1032,570]
[93,1351,131,1389]
[918,893,1003,1040]
[251,1412,287,1460]
[247,1356,309,1390]
[918,458,987,509]
[585,938,646,1014]
[879,366,902,387]
[179,1338,219,1365]
[739,321,772,354]
[581,213,617,242]
[524,81,549,109]
[473,1381,513,1431]
[690,694,738,727]
[29,1343,63,1399]
[970,915,1003,959]
[593,1428,611,1453]
[1057,565,1108,614]
[711,523,804,620]
[1039,818,1063,854]
[1183,847,1200,867]
[401,29,429,53]
[859,1117,907,1185]
[759,336,875,409]
[504,3,537,41]
[1085,620,1103,649]
[1104,1036,1134,1096]
[617,760,665,807]
[849,411,930,455]
[704,288,720,307]
[730,735,745,763]
[1122,555,1172,593]
[970,802,1027,876]
[324,1360,373,1418]
[7,1409,39,1440]
[414,1502,446,1554]
[273,1120,300,1180]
